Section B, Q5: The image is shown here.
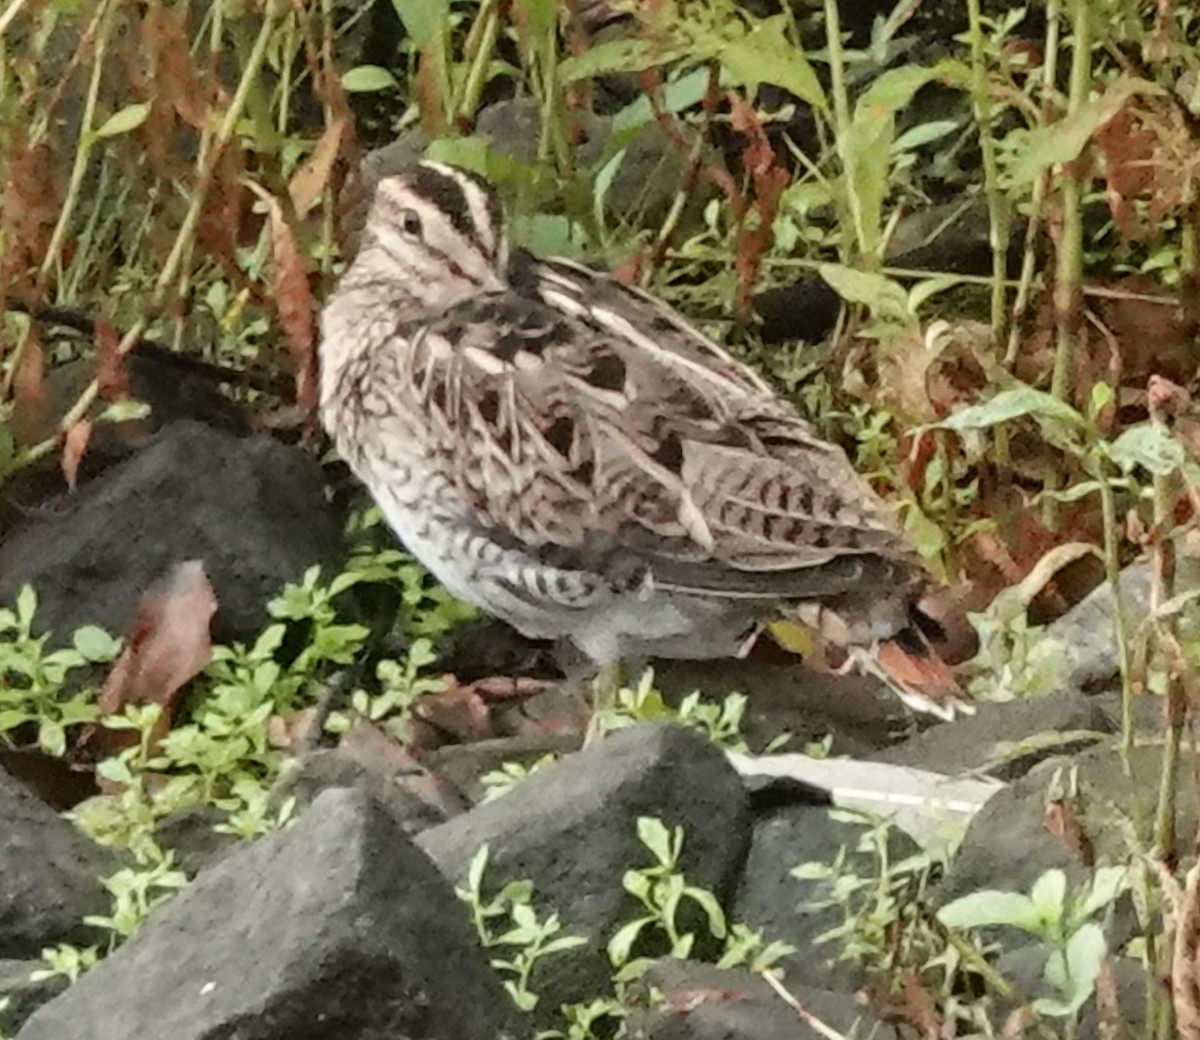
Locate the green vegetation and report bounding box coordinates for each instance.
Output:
[2,0,1200,1037]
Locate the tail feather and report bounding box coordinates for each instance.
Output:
[846,640,973,721]
[773,589,977,720]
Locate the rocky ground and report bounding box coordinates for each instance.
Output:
[0,406,1169,1039]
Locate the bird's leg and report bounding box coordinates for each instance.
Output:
[584,660,625,745]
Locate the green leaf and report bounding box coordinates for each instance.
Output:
[389,0,449,48]
[856,61,968,113]
[684,885,727,939]
[96,757,135,786]
[636,817,675,866]
[1034,479,1105,505]
[840,61,968,256]
[73,626,120,663]
[0,709,32,733]
[937,890,1042,932]
[936,386,1086,433]
[93,102,150,140]
[38,716,66,758]
[0,421,15,476]
[509,213,589,260]
[1030,869,1067,923]
[611,68,713,136]
[903,504,946,560]
[718,17,825,111]
[607,917,652,967]
[16,585,37,631]
[1105,423,1186,476]
[907,276,965,313]
[1075,866,1129,923]
[818,264,910,322]
[341,66,398,93]
[1003,78,1156,187]
[466,845,489,895]
[622,869,652,901]
[542,934,588,955]
[891,119,960,153]
[1035,922,1106,1017]
[560,37,669,84]
[1088,382,1115,422]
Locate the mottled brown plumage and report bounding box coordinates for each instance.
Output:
[320,160,967,718]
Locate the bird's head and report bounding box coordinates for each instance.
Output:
[350,160,510,313]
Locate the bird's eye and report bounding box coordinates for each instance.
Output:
[399,209,423,238]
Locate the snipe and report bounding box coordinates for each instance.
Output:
[320,161,968,723]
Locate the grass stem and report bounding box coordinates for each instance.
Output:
[1049,0,1092,404]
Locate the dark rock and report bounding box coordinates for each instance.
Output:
[732,791,920,992]
[938,755,1082,917]
[741,773,832,813]
[0,961,66,1036]
[476,98,722,235]
[0,421,344,646]
[476,99,606,168]
[348,99,723,248]
[874,690,1112,781]
[942,744,1200,901]
[630,960,882,1040]
[418,724,751,1018]
[18,787,520,1040]
[1024,561,1200,696]
[938,744,1199,964]
[754,199,1028,345]
[0,768,115,959]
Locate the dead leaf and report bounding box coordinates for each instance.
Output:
[729,92,788,318]
[142,5,208,129]
[414,677,492,743]
[94,315,130,401]
[337,721,470,818]
[874,639,963,705]
[1,139,60,292]
[267,707,318,755]
[12,327,46,445]
[414,41,449,138]
[468,676,557,700]
[1094,956,1123,1040]
[900,972,941,1040]
[61,419,92,491]
[289,118,346,219]
[1043,798,1093,864]
[243,180,317,418]
[0,747,99,811]
[87,561,218,765]
[197,148,251,269]
[661,988,747,1014]
[1175,863,1200,1040]
[877,324,943,423]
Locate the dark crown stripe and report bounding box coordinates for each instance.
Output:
[410,163,499,256]
[449,164,505,244]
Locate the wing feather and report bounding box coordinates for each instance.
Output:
[402,271,922,603]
